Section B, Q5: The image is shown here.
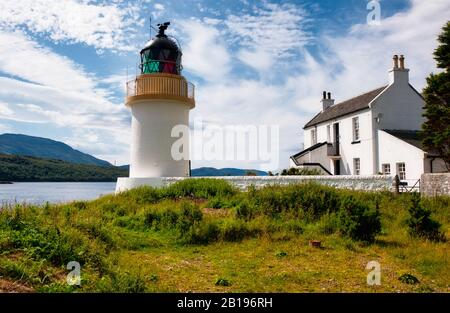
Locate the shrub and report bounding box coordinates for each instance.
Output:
[249,183,340,219]
[398,273,419,284]
[163,178,237,199]
[281,167,322,175]
[337,196,381,242]
[121,186,160,204]
[97,271,148,292]
[219,219,250,242]
[234,200,255,220]
[183,221,220,244]
[177,202,203,234]
[406,193,445,242]
[215,278,231,286]
[206,196,230,209]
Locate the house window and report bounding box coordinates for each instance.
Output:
[382,164,391,175]
[352,117,360,142]
[311,129,317,145]
[353,158,360,175]
[327,125,331,142]
[397,162,406,180]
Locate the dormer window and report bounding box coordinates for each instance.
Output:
[352,117,360,142]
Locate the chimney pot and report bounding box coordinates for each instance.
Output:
[399,55,405,69]
[393,55,399,69]
[327,92,331,99]
[323,91,326,99]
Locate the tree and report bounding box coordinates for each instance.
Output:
[422,21,450,171]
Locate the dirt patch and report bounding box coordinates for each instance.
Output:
[202,208,230,217]
[0,279,34,293]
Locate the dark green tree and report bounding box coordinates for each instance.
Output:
[422,21,450,171]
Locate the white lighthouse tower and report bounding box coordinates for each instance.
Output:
[116,22,195,192]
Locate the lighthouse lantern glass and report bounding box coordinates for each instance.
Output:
[140,23,182,75]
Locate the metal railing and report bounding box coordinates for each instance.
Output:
[126,73,195,105]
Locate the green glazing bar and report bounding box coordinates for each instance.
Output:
[142,56,160,73]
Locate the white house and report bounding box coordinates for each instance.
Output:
[290,55,447,186]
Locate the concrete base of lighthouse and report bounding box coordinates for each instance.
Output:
[115,177,166,193]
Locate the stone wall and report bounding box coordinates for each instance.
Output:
[116,175,394,193]
[420,173,450,196]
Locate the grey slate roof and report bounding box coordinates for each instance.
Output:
[382,129,423,150]
[290,142,327,160]
[304,86,387,129]
[382,129,440,156]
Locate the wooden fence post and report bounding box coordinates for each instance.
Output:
[393,175,400,195]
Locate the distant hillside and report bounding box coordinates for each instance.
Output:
[191,167,267,176]
[0,154,127,182]
[118,165,267,176]
[0,133,111,167]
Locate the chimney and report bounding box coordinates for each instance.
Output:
[389,54,409,85]
[321,91,334,110]
[399,55,405,69]
[393,55,399,69]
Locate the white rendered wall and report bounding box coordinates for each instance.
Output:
[378,130,424,182]
[371,70,424,131]
[292,143,331,173]
[116,175,394,193]
[129,99,191,177]
[303,109,374,175]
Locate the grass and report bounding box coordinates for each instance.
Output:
[0,179,448,292]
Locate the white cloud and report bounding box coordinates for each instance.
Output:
[178,20,231,82]
[0,0,142,52]
[0,101,13,116]
[0,30,97,94]
[225,2,311,58]
[154,3,165,11]
[187,0,450,170]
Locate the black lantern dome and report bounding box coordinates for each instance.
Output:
[140,22,182,75]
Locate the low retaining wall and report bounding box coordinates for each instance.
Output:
[116,175,394,193]
[420,173,450,196]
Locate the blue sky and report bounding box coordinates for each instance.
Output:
[0,0,449,170]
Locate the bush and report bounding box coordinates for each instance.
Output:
[97,271,148,292]
[281,167,322,175]
[163,178,237,199]
[249,183,340,219]
[234,200,255,220]
[219,219,250,242]
[183,221,220,244]
[337,196,381,242]
[406,193,445,242]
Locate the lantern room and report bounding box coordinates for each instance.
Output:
[140,22,182,75]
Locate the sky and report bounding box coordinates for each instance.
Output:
[0,0,449,171]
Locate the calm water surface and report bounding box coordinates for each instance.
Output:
[0,182,116,205]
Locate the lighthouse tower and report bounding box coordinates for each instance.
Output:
[116,22,195,191]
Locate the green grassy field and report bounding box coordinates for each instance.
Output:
[0,179,448,292]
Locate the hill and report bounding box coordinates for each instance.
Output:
[119,166,267,176]
[0,133,111,167]
[117,166,267,176]
[0,154,127,182]
[191,167,267,176]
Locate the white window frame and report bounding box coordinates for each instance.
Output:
[327,125,331,142]
[311,129,317,145]
[352,117,360,142]
[382,163,391,175]
[353,158,360,175]
[396,162,406,180]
